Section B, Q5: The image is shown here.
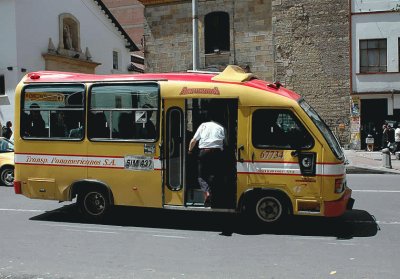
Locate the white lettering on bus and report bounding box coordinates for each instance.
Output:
[26,156,48,164]
[51,157,101,166]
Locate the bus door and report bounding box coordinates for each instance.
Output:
[185,98,238,209]
[248,108,321,204]
[162,98,185,206]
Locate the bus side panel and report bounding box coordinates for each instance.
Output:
[86,142,162,208]
[15,140,87,201]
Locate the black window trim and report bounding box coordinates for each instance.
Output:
[21,82,87,142]
[359,38,387,74]
[88,81,160,143]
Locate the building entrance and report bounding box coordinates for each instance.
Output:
[360,99,387,150]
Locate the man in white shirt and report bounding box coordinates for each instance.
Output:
[188,114,225,206]
[395,124,400,152]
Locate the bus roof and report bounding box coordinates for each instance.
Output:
[23,66,301,101]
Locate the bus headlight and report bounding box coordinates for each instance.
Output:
[335,178,345,193]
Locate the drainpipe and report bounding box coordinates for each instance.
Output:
[192,0,199,70]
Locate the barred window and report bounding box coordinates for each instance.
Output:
[89,83,159,141]
[204,12,230,54]
[360,39,387,73]
[22,84,85,140]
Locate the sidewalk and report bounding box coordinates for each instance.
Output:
[344,149,400,174]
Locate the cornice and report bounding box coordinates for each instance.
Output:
[138,0,186,6]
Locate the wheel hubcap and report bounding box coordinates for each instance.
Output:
[84,192,106,216]
[256,196,282,222]
[2,169,14,186]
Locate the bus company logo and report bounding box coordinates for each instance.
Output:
[25,92,65,103]
[179,87,220,96]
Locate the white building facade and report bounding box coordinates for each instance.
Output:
[0,0,138,127]
[351,0,400,149]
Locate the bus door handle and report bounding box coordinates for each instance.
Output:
[252,152,255,164]
[238,145,244,163]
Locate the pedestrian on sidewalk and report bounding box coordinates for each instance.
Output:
[382,123,389,150]
[395,123,400,153]
[2,121,12,140]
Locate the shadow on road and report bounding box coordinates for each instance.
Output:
[30,205,379,239]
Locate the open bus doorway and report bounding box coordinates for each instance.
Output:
[185,98,238,209]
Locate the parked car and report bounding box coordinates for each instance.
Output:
[0,137,14,186]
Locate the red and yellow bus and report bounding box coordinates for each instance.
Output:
[13,65,354,223]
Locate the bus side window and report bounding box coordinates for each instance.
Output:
[252,109,313,150]
[22,84,85,140]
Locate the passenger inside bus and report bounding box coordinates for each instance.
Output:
[118,112,135,139]
[135,104,156,140]
[50,111,69,137]
[25,103,47,137]
[88,112,109,138]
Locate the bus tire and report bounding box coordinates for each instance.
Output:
[0,166,14,187]
[77,188,110,221]
[251,193,288,224]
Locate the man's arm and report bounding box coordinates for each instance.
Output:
[188,138,197,153]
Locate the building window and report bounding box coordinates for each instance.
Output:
[360,39,387,73]
[113,51,119,70]
[204,12,230,54]
[0,75,5,95]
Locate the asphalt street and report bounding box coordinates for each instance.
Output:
[0,173,399,279]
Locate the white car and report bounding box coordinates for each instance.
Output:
[0,137,14,186]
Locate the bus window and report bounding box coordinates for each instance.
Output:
[89,83,159,141]
[252,109,314,150]
[22,84,85,140]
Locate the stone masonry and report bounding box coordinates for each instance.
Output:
[142,0,274,81]
[273,0,350,145]
[139,0,351,145]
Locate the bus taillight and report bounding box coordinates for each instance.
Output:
[14,181,22,195]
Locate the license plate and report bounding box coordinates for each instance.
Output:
[124,155,154,171]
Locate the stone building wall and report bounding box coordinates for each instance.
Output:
[272,0,350,145]
[141,0,351,145]
[142,0,274,80]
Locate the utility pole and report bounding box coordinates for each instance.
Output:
[192,0,199,71]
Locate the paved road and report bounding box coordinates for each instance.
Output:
[0,174,399,279]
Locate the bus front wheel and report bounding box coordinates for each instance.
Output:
[251,194,287,224]
[78,189,110,221]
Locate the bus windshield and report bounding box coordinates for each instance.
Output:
[299,99,344,160]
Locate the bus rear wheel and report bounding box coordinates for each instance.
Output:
[78,189,110,221]
[252,194,287,224]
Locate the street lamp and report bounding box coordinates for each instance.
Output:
[192,0,199,71]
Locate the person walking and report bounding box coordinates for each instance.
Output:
[382,123,389,150]
[395,123,400,153]
[188,110,225,207]
[3,121,13,140]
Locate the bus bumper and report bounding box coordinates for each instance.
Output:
[324,188,354,217]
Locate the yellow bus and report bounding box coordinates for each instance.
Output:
[13,65,354,223]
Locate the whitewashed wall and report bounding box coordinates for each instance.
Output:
[351,1,400,111]
[0,0,132,125]
[352,0,400,13]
